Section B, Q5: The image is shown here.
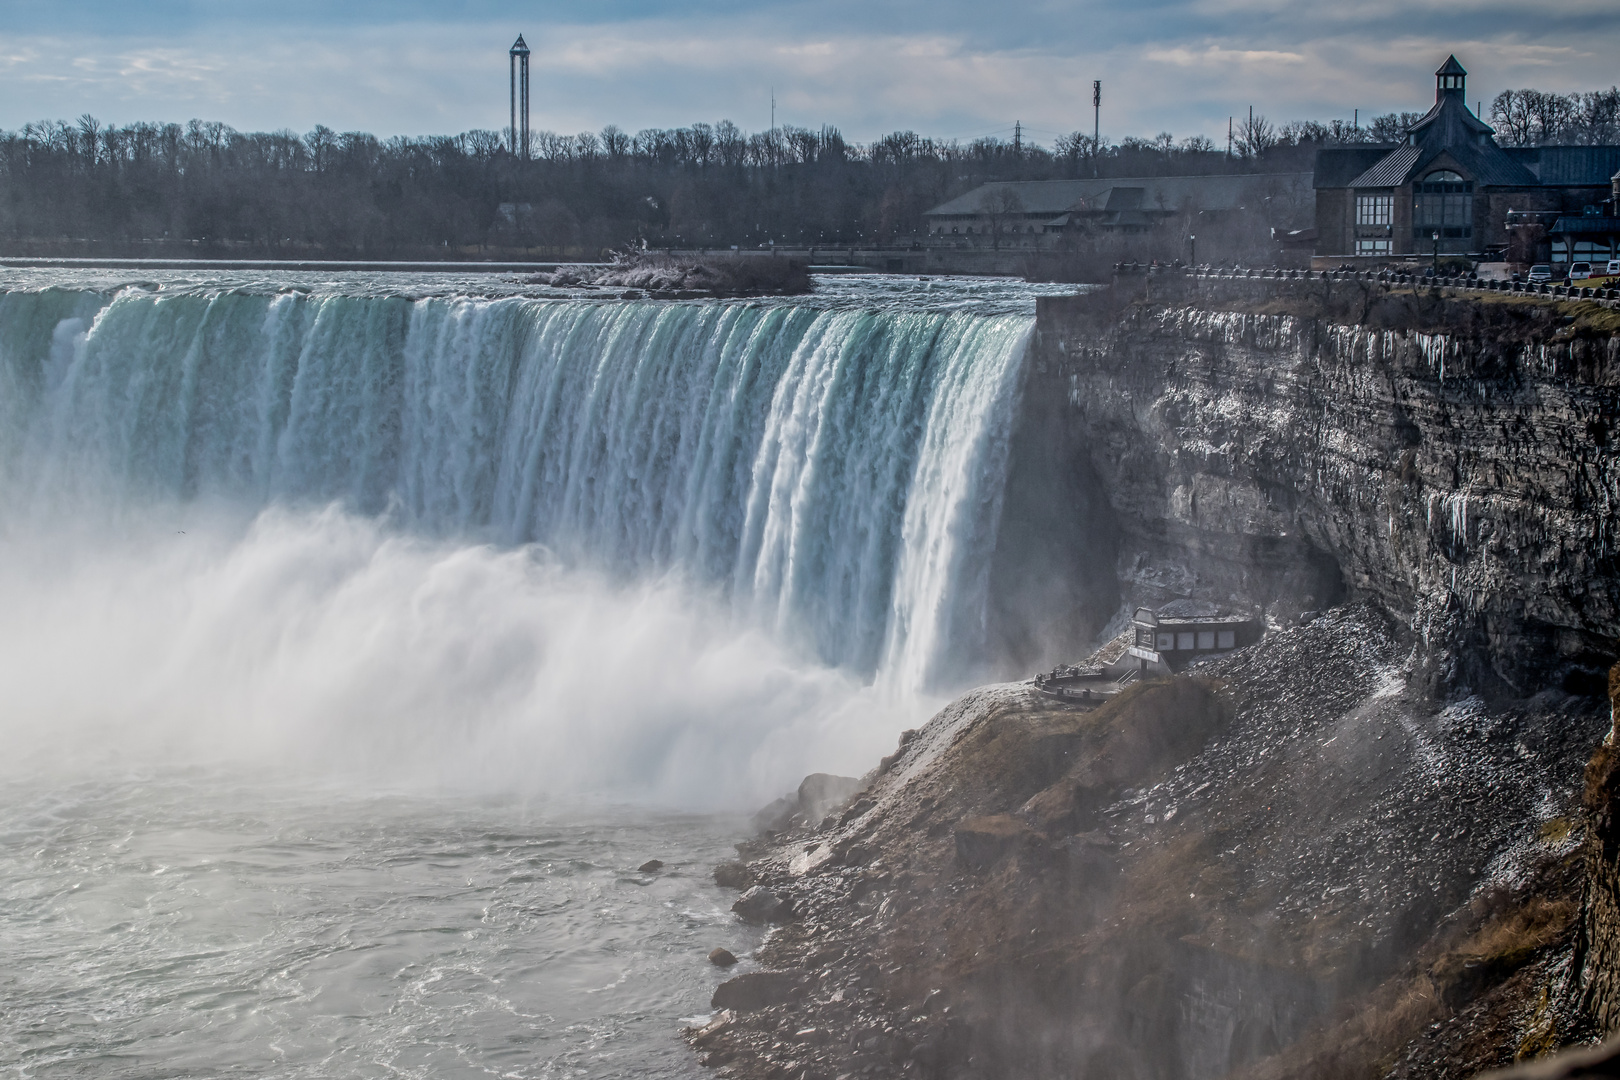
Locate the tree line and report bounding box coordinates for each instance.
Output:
[0,85,1611,259]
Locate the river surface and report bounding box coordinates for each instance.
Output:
[0,272,1075,1078]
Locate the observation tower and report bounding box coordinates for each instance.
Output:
[510,35,531,159]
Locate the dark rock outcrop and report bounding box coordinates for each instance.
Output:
[711,971,807,1011]
[528,253,811,298]
[752,773,865,834]
[1006,286,1620,696]
[732,886,791,925]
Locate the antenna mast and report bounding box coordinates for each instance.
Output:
[1092,80,1101,178]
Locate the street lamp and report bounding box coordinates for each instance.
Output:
[1432,230,1441,275]
[1189,234,1197,266]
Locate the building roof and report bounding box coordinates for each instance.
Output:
[1507,146,1620,186]
[1349,144,1424,188]
[1406,91,1496,142]
[924,172,1313,218]
[1313,146,1399,188]
[1345,92,1538,189]
[1436,54,1468,77]
[1549,215,1620,236]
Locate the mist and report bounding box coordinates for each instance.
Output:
[0,501,929,807]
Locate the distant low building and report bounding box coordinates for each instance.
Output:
[1126,607,1262,674]
[922,173,1314,252]
[1314,55,1620,264]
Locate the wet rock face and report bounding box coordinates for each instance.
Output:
[1577,666,1620,1035]
[732,886,792,925]
[1026,292,1620,696]
[752,774,865,834]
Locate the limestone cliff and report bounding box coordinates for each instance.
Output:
[994,281,1619,698]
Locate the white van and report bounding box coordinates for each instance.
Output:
[1607,259,1620,277]
[1570,262,1594,281]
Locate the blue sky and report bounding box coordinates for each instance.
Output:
[1,1,1616,146]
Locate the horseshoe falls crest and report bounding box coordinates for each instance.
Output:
[0,283,1037,805]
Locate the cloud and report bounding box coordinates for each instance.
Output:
[0,2,1614,146]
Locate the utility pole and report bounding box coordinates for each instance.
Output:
[509,35,531,159]
[1013,120,1022,157]
[1092,80,1101,178]
[770,87,777,165]
[1227,116,1233,158]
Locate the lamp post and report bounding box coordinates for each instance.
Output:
[1189,234,1197,267]
[1432,230,1440,276]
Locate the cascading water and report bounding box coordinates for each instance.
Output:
[0,273,1058,1079]
[3,286,1030,694]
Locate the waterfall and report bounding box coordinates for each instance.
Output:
[0,287,1032,695]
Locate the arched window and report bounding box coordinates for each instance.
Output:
[1414,170,1473,240]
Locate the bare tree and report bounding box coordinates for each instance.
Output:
[1236,112,1277,158]
[979,188,1026,250]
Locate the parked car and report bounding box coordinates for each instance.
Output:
[1606,259,1620,276]
[1570,262,1594,281]
[1527,264,1553,283]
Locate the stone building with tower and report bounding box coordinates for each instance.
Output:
[1314,56,1620,265]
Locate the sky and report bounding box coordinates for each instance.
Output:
[1,1,1617,148]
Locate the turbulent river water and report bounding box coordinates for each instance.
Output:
[0,271,1070,1078]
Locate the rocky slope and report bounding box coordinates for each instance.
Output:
[691,612,1606,1079]
[691,283,1620,1080]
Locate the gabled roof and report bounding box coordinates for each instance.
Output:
[1349,144,1423,188]
[1345,93,1537,188]
[1432,141,1540,186]
[1104,187,1144,210]
[924,173,1313,217]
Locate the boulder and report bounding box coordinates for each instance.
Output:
[713,860,754,890]
[637,859,664,873]
[708,947,739,967]
[732,885,791,925]
[750,773,865,834]
[798,773,865,824]
[750,793,800,834]
[710,970,806,1011]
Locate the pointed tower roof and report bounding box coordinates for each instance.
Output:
[1407,92,1495,142]
[510,34,530,56]
[1348,54,1537,188]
